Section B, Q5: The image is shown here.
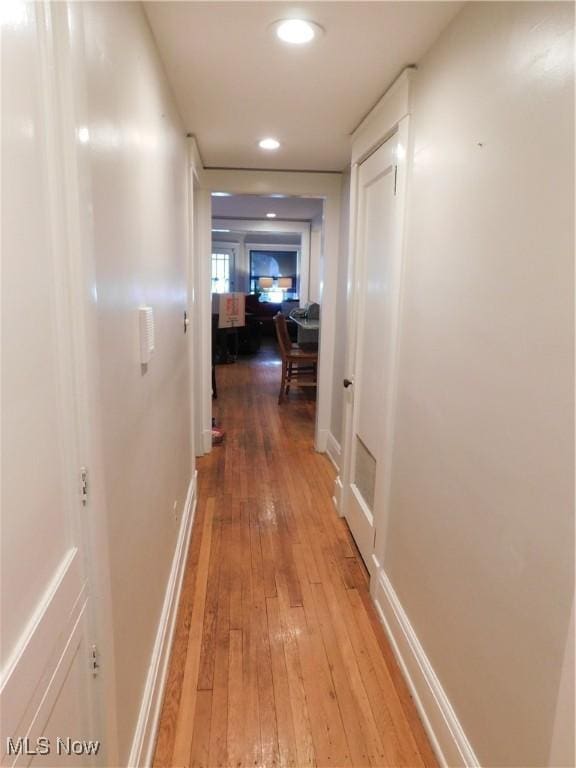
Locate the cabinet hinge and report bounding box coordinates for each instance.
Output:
[80,467,88,506]
[90,644,100,676]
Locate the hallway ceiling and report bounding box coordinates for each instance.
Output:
[144,1,462,172]
[212,194,323,221]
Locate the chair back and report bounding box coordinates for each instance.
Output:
[273,312,291,358]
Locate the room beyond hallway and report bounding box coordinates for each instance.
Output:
[213,334,317,420]
[153,352,437,768]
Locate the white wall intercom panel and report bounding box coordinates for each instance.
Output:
[139,306,155,364]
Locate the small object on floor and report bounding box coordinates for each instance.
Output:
[212,426,225,445]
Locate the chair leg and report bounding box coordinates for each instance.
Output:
[286,362,292,395]
[278,360,286,404]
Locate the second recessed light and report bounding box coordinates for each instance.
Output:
[275,19,322,45]
[259,137,280,150]
[266,213,277,218]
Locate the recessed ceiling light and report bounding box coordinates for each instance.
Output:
[212,228,230,233]
[259,138,280,151]
[266,213,277,218]
[274,19,322,45]
[211,191,232,197]
[78,127,90,144]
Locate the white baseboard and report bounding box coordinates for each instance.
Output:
[332,475,343,515]
[202,428,212,455]
[128,472,198,768]
[315,428,329,453]
[325,432,342,472]
[372,569,479,768]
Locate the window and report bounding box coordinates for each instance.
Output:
[211,252,230,293]
[249,250,299,301]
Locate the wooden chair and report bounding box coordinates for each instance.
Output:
[273,313,318,404]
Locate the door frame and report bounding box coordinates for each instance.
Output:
[195,166,342,454]
[339,68,414,584]
[188,140,213,456]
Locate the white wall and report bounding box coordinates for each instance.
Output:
[2,4,194,757]
[549,598,575,766]
[79,3,193,762]
[379,3,574,766]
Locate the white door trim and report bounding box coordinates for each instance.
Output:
[188,140,212,455]
[339,68,413,575]
[351,68,415,165]
[186,144,199,462]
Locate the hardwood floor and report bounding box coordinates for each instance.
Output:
[153,341,438,768]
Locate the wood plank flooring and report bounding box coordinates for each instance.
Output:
[153,341,438,768]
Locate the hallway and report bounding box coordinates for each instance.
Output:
[153,350,437,768]
[3,2,574,766]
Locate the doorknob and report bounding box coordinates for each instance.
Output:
[343,378,353,388]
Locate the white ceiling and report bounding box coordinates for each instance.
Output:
[212,194,323,220]
[144,2,462,171]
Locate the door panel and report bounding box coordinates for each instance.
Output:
[28,605,95,768]
[343,135,401,570]
[1,3,97,763]
[1,0,74,670]
[356,163,396,458]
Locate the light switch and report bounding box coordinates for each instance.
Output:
[139,306,154,364]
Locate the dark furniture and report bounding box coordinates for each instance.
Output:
[212,312,263,363]
[245,295,299,337]
[245,294,282,336]
[211,314,218,397]
[238,314,263,354]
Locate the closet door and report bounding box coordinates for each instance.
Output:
[342,132,402,571]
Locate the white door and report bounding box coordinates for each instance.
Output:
[1,4,99,765]
[342,133,404,571]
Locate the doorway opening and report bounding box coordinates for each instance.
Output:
[209,193,324,447]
